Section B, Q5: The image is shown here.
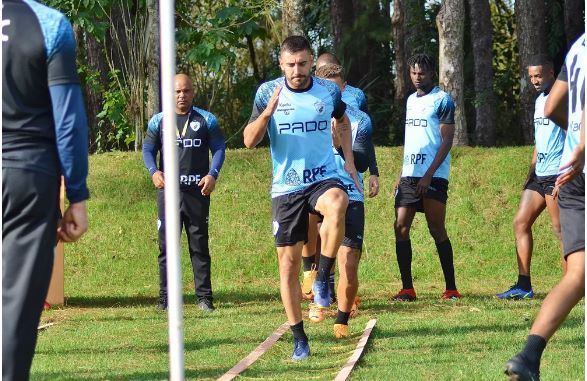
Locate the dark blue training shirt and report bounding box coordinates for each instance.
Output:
[142,106,226,192]
[2,0,89,203]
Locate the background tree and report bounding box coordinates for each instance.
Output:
[282,0,305,39]
[563,0,585,48]
[437,0,468,145]
[146,0,160,119]
[515,0,547,144]
[467,0,497,146]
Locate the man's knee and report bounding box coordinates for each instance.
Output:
[394,220,410,239]
[513,214,531,234]
[318,189,348,218]
[428,223,447,242]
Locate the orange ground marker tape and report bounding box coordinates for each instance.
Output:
[333,319,377,381]
[217,322,289,381]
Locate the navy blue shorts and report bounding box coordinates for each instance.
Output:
[271,178,346,247]
[558,173,585,257]
[394,177,449,212]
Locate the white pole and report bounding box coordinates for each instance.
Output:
[159,1,185,381]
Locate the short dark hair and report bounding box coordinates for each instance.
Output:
[407,53,436,73]
[315,63,345,81]
[316,52,340,67]
[281,36,312,55]
[527,55,553,69]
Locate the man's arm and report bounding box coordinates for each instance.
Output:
[522,147,538,190]
[199,115,226,196]
[143,115,164,189]
[333,113,362,193]
[50,83,89,242]
[416,123,455,196]
[244,86,281,148]
[545,63,569,128]
[556,108,585,187]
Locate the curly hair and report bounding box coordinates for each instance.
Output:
[407,53,436,73]
[315,63,345,81]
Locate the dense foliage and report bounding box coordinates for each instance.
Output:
[46,0,581,151]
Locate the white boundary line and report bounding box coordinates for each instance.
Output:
[333,319,377,381]
[217,322,289,381]
[37,322,55,330]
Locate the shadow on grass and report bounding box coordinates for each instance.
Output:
[65,288,280,308]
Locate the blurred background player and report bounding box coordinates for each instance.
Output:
[392,53,460,302]
[302,52,379,304]
[315,63,378,338]
[496,56,565,300]
[505,33,584,381]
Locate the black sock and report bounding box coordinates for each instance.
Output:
[521,334,547,369]
[517,274,532,291]
[436,239,456,290]
[316,254,336,283]
[290,321,308,342]
[303,256,316,272]
[396,240,413,289]
[335,310,350,325]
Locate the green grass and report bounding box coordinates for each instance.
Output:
[33,147,584,380]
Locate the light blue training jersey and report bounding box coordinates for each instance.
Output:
[533,91,565,176]
[558,33,585,173]
[401,86,455,180]
[250,76,346,197]
[333,107,373,202]
[342,85,368,113]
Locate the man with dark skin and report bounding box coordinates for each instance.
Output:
[392,53,460,302]
[505,33,584,381]
[143,73,226,313]
[496,57,565,300]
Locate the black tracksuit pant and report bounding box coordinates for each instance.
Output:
[157,189,212,301]
[2,168,60,381]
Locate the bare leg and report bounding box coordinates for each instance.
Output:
[314,188,348,258]
[513,190,547,276]
[302,214,320,260]
[544,194,566,274]
[277,242,304,325]
[529,250,585,340]
[337,246,361,313]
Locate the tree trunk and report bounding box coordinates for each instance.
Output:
[392,1,412,112]
[85,33,110,152]
[331,0,354,53]
[282,0,305,40]
[437,0,468,146]
[146,0,160,119]
[515,0,547,144]
[564,0,585,49]
[467,0,496,146]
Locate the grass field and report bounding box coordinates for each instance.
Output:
[33,147,584,380]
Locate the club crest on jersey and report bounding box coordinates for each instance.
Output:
[314,101,326,114]
[190,121,201,131]
[285,168,302,186]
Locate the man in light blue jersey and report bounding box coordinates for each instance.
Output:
[505,33,584,381]
[392,53,461,302]
[314,63,378,338]
[496,56,566,300]
[301,53,380,304]
[243,36,360,361]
